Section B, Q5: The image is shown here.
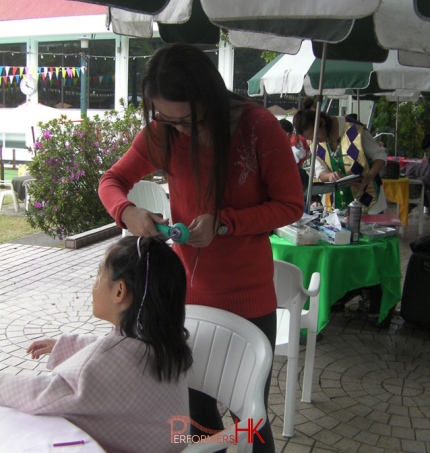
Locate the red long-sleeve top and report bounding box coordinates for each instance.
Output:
[99,102,304,318]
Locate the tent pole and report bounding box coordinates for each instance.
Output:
[357,89,361,122]
[395,98,399,156]
[305,41,328,213]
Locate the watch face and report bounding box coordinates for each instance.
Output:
[217,224,228,235]
[20,78,37,96]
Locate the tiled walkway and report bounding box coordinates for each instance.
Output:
[1,205,430,452]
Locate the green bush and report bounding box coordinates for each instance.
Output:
[26,103,143,239]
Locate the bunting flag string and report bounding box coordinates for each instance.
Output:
[0,66,115,88]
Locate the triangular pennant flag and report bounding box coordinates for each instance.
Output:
[55,67,60,78]
[0,67,3,76]
[99,76,103,84]
[105,75,111,83]
[73,78,78,86]
[25,67,29,74]
[81,66,86,74]
[72,67,77,77]
[5,66,10,76]
[19,67,25,76]
[41,73,46,81]
[12,67,18,76]
[15,75,20,83]
[61,68,66,79]
[9,75,14,84]
[76,67,81,77]
[66,67,73,78]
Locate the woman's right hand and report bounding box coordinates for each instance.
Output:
[121,205,169,237]
[27,339,57,359]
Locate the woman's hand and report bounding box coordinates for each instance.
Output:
[27,339,57,359]
[121,205,169,237]
[352,173,372,191]
[187,214,217,247]
[327,171,343,183]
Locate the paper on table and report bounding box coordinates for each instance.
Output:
[361,214,403,226]
[0,406,105,452]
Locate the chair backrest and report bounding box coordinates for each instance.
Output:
[127,180,171,219]
[274,260,320,345]
[183,305,272,453]
[22,178,37,210]
[22,178,37,188]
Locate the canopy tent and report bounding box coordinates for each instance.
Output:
[248,45,430,100]
[248,40,316,97]
[74,0,430,213]
[306,51,430,96]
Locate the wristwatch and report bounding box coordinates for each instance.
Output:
[217,223,228,235]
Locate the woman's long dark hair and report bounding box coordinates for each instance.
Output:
[293,97,332,140]
[103,236,192,382]
[141,43,245,228]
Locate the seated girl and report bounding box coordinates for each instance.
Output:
[0,236,193,453]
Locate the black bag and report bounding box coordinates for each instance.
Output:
[400,236,430,328]
[379,160,400,179]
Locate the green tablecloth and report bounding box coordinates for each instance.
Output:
[270,235,402,333]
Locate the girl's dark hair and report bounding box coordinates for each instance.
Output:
[293,97,332,138]
[103,235,192,382]
[279,119,294,134]
[141,43,245,228]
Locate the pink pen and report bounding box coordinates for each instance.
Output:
[53,440,86,447]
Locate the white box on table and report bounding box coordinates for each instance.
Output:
[275,225,320,245]
[318,225,351,245]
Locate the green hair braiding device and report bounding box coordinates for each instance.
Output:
[155,223,189,244]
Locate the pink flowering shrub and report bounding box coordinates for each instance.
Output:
[26,103,143,239]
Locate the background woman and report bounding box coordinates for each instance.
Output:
[294,98,387,213]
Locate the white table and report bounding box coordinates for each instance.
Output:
[0,406,105,452]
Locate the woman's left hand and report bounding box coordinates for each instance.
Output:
[352,173,372,191]
[187,214,217,247]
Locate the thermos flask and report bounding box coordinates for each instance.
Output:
[348,200,363,243]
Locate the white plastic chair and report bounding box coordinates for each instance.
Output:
[182,305,272,453]
[0,180,19,212]
[409,179,425,235]
[122,180,171,237]
[273,259,321,438]
[22,178,37,210]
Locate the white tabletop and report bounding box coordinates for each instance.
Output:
[0,406,105,453]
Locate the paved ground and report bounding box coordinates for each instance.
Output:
[1,202,430,452]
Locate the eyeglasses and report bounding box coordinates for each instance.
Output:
[151,106,206,128]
